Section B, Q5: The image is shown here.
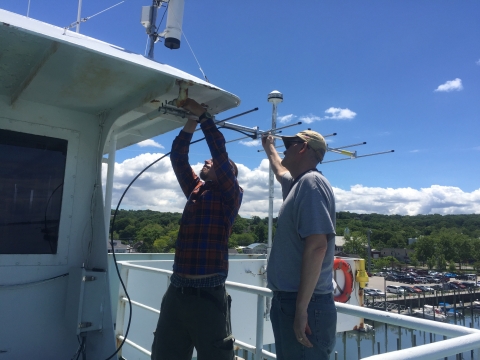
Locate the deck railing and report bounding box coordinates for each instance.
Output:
[115,261,480,360]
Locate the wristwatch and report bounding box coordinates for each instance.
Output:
[197,111,213,123]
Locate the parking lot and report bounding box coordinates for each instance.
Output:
[366,274,477,295]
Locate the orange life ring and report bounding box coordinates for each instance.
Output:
[333,258,354,303]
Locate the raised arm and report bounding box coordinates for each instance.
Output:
[181,99,240,204]
[262,135,289,182]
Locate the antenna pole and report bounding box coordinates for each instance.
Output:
[147,1,159,59]
[267,91,283,262]
[76,0,83,33]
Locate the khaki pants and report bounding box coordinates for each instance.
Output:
[151,283,234,360]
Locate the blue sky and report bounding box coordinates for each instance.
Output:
[4,1,480,216]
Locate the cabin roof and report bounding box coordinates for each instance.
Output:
[0,9,240,151]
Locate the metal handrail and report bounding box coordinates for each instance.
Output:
[115,261,480,360]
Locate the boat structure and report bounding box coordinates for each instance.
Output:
[5,3,480,360]
[0,4,370,359]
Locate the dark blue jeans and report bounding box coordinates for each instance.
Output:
[271,291,337,360]
[151,284,234,360]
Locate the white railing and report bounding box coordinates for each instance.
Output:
[115,261,480,360]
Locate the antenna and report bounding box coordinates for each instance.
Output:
[141,0,186,59]
[64,1,125,34]
[141,1,161,59]
[162,81,394,164]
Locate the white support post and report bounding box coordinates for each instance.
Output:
[266,90,283,260]
[115,265,129,355]
[254,294,266,360]
[104,131,117,241]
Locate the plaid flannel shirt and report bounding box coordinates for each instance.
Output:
[170,118,243,276]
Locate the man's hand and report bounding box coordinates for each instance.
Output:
[293,308,313,348]
[261,135,276,154]
[181,98,207,118]
[261,134,288,181]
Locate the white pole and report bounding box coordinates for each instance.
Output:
[76,0,83,33]
[104,131,117,240]
[265,91,283,321]
[266,91,283,261]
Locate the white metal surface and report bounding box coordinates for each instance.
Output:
[114,263,480,360]
[0,9,240,152]
[110,256,365,359]
[164,0,185,47]
[104,130,117,239]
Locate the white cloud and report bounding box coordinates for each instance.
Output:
[278,114,296,124]
[335,185,480,215]
[137,139,164,148]
[324,107,357,120]
[476,59,480,65]
[104,154,480,218]
[434,78,463,92]
[299,115,322,124]
[239,139,260,147]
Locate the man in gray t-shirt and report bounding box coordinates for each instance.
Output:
[262,130,336,360]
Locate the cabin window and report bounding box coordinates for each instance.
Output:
[0,129,67,254]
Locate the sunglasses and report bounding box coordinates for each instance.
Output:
[285,140,305,150]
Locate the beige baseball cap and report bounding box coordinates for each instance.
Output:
[282,130,327,162]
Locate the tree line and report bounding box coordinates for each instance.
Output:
[110,210,274,253]
[337,212,480,271]
[111,210,480,263]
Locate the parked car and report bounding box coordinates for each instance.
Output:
[402,276,416,284]
[445,283,459,290]
[431,284,443,291]
[400,286,417,294]
[452,281,467,289]
[416,277,428,284]
[413,285,428,293]
[444,272,457,278]
[415,285,434,293]
[386,285,406,294]
[364,288,381,297]
[371,288,386,296]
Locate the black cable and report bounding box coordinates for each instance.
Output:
[156,1,168,30]
[104,135,205,360]
[42,182,64,254]
[103,123,255,359]
[152,0,168,42]
[0,273,68,288]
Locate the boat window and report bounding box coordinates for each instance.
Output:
[0,129,67,254]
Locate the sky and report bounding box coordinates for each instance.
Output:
[3,1,480,217]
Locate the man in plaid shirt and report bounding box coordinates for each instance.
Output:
[151,98,243,360]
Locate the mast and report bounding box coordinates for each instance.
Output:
[266,90,283,261]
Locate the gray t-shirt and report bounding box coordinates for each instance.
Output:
[267,170,336,294]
